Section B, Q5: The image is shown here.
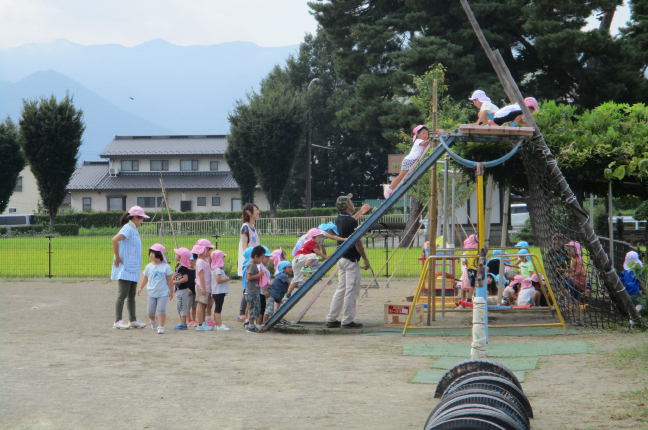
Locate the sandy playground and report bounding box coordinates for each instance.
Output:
[1,277,647,430]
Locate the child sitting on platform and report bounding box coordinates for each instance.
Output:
[531,273,550,307]
[469,90,499,125]
[502,275,523,306]
[486,273,499,297]
[517,278,541,306]
[492,97,538,126]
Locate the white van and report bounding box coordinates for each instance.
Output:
[0,214,37,231]
[510,204,529,228]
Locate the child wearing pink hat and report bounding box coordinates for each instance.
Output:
[172,247,195,330]
[137,243,173,334]
[192,244,213,331]
[285,229,328,301]
[492,97,539,126]
[210,250,231,331]
[517,278,540,306]
[502,275,524,306]
[384,125,431,199]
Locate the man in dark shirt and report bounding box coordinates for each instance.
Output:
[325,194,370,329]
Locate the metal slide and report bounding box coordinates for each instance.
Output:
[260,135,457,332]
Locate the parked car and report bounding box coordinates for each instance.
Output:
[510,204,529,228]
[0,214,37,231]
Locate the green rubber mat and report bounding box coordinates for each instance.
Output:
[362,327,578,336]
[430,357,539,371]
[404,341,594,357]
[410,369,526,384]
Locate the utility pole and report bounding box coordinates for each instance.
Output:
[305,78,320,217]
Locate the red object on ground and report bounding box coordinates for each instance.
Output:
[458,300,474,308]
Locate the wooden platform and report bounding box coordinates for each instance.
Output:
[458,124,535,136]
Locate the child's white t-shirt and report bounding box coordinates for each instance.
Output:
[144,262,173,298]
[211,268,229,295]
[480,101,499,115]
[404,138,428,161]
[517,288,534,305]
[494,104,522,119]
[503,286,515,299]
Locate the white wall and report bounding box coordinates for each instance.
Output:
[108,155,230,173]
[2,166,39,215]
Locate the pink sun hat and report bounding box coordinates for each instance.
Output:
[149,243,167,263]
[210,250,227,270]
[524,97,539,112]
[190,244,206,256]
[128,206,150,219]
[412,124,429,142]
[521,278,535,290]
[307,228,325,241]
[174,247,191,268]
[196,239,215,249]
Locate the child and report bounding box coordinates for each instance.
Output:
[384,125,430,198]
[136,243,173,334]
[259,246,274,324]
[462,234,479,301]
[285,229,328,300]
[172,247,194,330]
[192,243,213,331]
[486,273,499,297]
[269,261,293,316]
[531,274,550,307]
[517,278,540,306]
[210,250,231,331]
[187,257,198,326]
[621,251,645,310]
[492,97,538,126]
[560,241,587,325]
[240,247,254,324]
[514,249,535,279]
[468,90,499,125]
[245,245,266,333]
[487,250,513,278]
[271,248,288,275]
[502,275,523,306]
[291,224,345,257]
[196,239,216,326]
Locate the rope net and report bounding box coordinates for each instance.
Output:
[520,135,630,328]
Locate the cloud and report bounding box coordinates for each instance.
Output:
[0,0,318,48]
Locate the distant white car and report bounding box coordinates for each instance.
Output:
[510,204,529,228]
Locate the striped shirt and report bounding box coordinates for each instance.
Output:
[110,222,142,282]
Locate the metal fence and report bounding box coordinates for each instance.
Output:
[0,216,432,280]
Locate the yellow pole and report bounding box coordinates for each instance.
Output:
[404,258,430,335]
[427,79,438,324]
[531,254,568,334]
[476,171,485,250]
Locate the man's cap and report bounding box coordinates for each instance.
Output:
[336,194,353,211]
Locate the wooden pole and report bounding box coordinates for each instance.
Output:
[497,187,510,303]
[608,181,614,262]
[159,175,178,249]
[427,79,438,325]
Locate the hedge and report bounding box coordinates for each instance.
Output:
[0,227,6,235]
[52,224,80,236]
[12,226,45,234]
[36,207,341,228]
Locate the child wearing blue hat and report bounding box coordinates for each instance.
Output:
[268,261,294,318]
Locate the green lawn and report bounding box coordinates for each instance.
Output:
[0,234,545,279]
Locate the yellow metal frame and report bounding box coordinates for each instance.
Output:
[402,253,567,335]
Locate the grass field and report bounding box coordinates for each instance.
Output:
[0,233,545,279]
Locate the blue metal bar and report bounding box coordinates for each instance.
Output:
[260,134,458,331]
[439,135,523,169]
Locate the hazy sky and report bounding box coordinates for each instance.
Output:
[0,0,633,49]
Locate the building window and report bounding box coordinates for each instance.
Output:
[137,197,156,208]
[212,197,221,206]
[197,197,206,206]
[150,160,169,171]
[157,197,166,208]
[210,161,219,171]
[14,177,22,192]
[121,160,139,171]
[107,196,126,212]
[82,197,92,212]
[231,198,241,212]
[180,160,198,171]
[8,208,17,213]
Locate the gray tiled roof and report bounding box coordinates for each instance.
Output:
[100,135,228,157]
[67,163,239,191]
[67,161,110,190]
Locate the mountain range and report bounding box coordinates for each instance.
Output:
[0,39,298,159]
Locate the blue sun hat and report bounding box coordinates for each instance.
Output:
[318,222,339,236]
[277,261,292,273]
[241,247,254,290]
[515,241,529,249]
[518,248,532,262]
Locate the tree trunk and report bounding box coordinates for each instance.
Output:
[400,197,423,249]
[269,201,277,219]
[49,211,55,229]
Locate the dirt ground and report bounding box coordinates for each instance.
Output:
[1,277,647,430]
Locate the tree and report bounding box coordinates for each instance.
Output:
[310,0,648,149]
[278,30,388,208]
[227,67,305,217]
[19,94,84,227]
[0,118,26,214]
[224,141,257,205]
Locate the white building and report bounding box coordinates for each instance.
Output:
[1,166,70,215]
[67,135,268,213]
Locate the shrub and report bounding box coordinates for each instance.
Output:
[0,227,6,235]
[635,200,648,222]
[52,224,80,236]
[511,218,534,245]
[12,225,44,234]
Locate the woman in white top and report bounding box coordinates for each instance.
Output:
[111,206,149,330]
[384,125,433,198]
[469,90,499,125]
[238,203,260,320]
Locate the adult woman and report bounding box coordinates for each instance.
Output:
[238,203,260,320]
[111,206,149,329]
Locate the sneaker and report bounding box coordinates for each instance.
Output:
[636,305,643,313]
[277,319,290,326]
[325,320,341,328]
[246,325,260,333]
[113,320,130,330]
[157,326,165,334]
[188,321,199,327]
[202,323,214,331]
[216,324,230,331]
[207,321,216,327]
[150,318,158,330]
[383,184,393,199]
[237,316,245,322]
[283,294,291,303]
[128,320,147,329]
[196,323,204,331]
[342,322,363,329]
[243,321,249,328]
[174,323,188,330]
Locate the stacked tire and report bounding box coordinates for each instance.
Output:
[424,359,533,430]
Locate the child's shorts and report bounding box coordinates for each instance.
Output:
[467,269,477,287]
[176,289,192,316]
[212,293,226,314]
[189,291,197,308]
[195,287,210,305]
[401,157,417,171]
[147,296,168,316]
[264,295,275,316]
[245,294,261,319]
[293,253,317,283]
